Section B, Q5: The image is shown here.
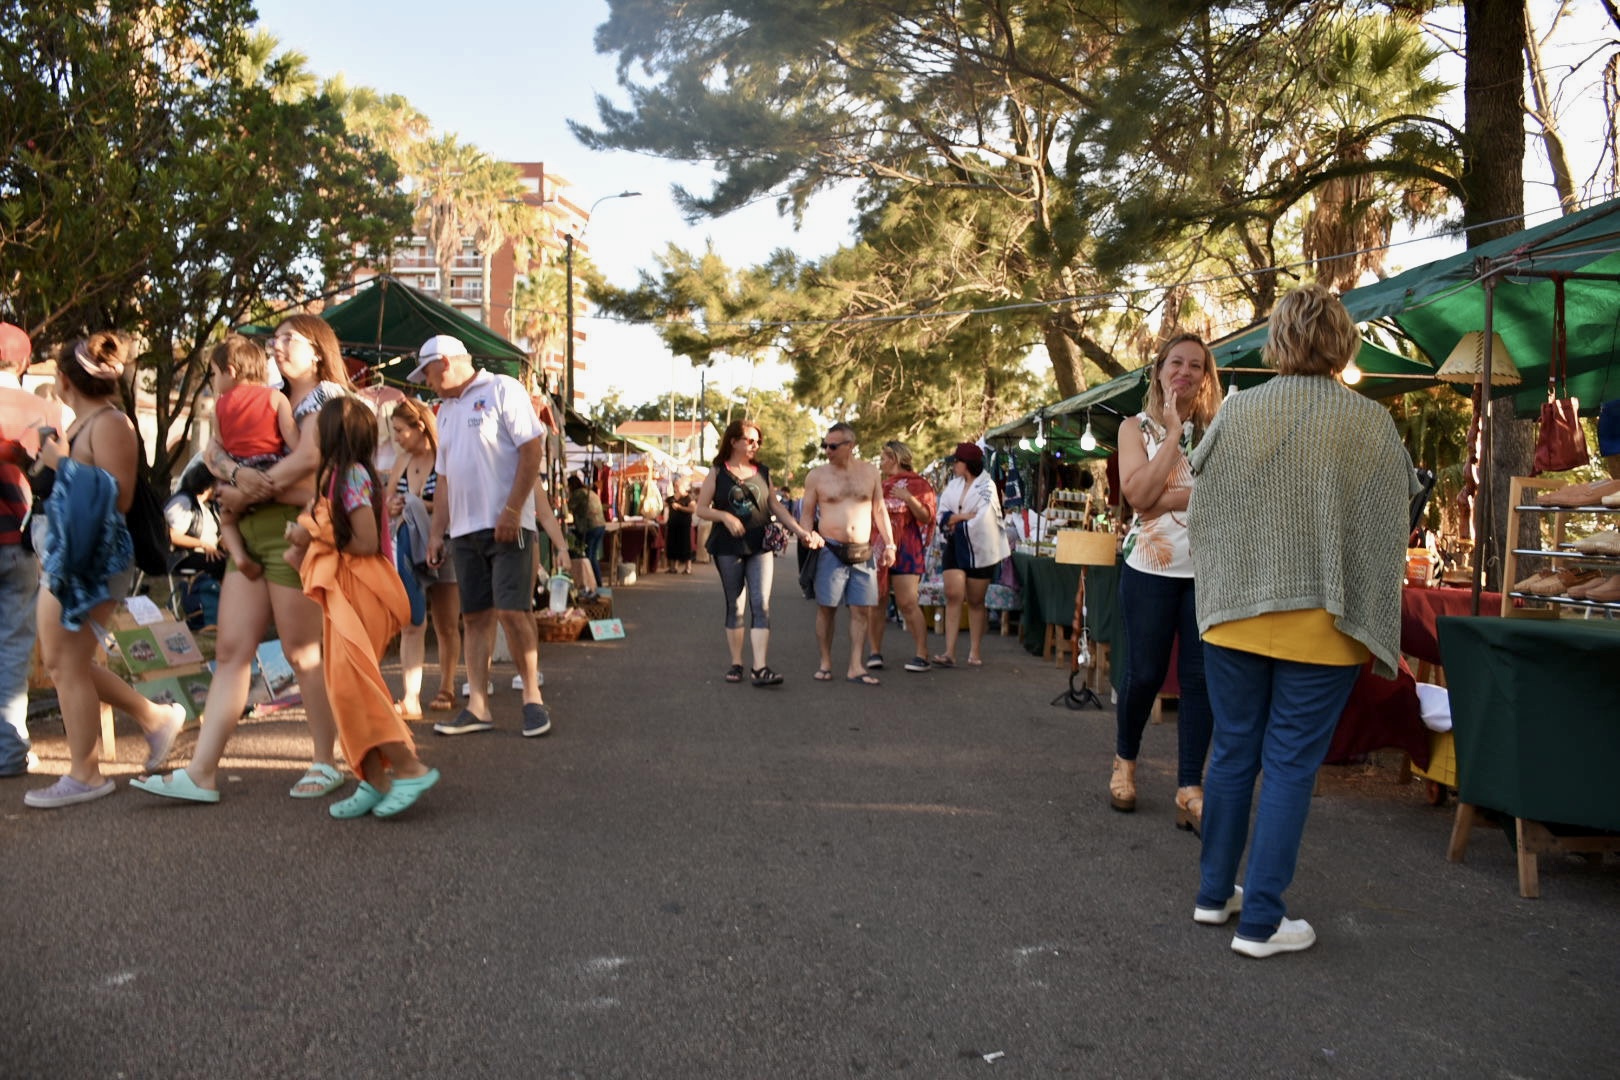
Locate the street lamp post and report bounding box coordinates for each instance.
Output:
[564,190,642,407]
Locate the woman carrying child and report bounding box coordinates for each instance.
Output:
[134,316,347,803]
[208,336,298,579]
[286,396,438,817]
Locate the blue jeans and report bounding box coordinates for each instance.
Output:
[583,526,605,587]
[0,544,40,775]
[1115,563,1212,788]
[1196,643,1362,939]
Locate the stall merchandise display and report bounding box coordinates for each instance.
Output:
[1503,476,1620,615]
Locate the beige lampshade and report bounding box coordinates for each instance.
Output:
[1435,331,1522,386]
[1056,528,1116,566]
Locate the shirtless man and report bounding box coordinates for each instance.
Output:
[799,423,895,685]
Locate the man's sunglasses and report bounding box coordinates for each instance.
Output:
[821,440,850,451]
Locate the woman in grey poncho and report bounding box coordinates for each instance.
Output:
[1186,283,1416,959]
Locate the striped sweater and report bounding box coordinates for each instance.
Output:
[1187,375,1418,679]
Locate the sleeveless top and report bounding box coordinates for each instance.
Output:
[706,463,772,557]
[1121,413,1194,578]
[215,384,285,463]
[395,462,438,501]
[293,380,346,424]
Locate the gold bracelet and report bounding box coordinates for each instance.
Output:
[502,505,521,517]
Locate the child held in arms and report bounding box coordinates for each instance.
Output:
[208,335,298,579]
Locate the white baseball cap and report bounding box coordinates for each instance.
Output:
[407,334,468,383]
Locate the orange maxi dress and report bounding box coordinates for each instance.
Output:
[297,500,414,772]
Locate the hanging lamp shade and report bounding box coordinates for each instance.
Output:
[1435,332,1522,386]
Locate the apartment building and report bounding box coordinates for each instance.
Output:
[338,162,592,397]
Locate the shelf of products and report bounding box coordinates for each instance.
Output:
[1033,488,1093,559]
[1500,476,1620,618]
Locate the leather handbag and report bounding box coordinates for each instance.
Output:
[1533,279,1589,474]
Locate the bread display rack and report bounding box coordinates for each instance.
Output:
[1500,476,1620,619]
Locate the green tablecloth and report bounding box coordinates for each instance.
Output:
[1011,552,1122,658]
[1438,616,1620,831]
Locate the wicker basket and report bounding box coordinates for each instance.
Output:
[535,613,588,643]
[579,596,614,622]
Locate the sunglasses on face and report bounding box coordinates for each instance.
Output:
[741,436,760,445]
[821,440,849,451]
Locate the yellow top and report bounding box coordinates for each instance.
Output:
[1202,608,1369,667]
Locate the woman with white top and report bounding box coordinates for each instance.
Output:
[932,441,1009,668]
[1110,334,1222,831]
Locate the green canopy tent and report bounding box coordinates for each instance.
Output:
[318,275,529,387]
[1338,195,1620,418]
[987,333,1436,453]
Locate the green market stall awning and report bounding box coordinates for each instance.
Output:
[1337,195,1620,417]
[319,275,528,386]
[989,195,1620,450]
[987,333,1435,452]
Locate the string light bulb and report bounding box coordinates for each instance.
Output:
[1341,359,1363,385]
[1033,415,1046,450]
[1079,414,1097,452]
[1018,437,1031,451]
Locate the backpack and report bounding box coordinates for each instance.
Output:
[125,472,172,575]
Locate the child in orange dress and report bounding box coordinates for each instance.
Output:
[209,336,298,579]
[284,395,439,818]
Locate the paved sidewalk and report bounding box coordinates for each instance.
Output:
[4,564,1617,1078]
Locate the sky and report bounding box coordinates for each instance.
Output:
[252,0,847,406]
[251,1,1614,408]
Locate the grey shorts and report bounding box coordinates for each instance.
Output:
[814,543,878,608]
[451,529,538,614]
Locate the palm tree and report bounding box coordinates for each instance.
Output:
[1298,15,1455,291]
[463,159,531,329]
[324,74,429,166]
[406,135,490,306]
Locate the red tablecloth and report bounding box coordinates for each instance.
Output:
[1326,589,1502,769]
[1399,585,1503,665]
[1329,655,1427,768]
[617,521,665,572]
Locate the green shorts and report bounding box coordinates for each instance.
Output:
[231,504,303,589]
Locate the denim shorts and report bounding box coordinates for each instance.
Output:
[814,543,878,607]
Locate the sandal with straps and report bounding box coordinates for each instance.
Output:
[725,663,745,683]
[750,666,784,687]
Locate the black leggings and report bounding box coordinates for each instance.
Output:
[714,552,773,629]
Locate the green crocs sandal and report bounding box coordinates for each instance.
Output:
[373,768,440,818]
[330,782,385,819]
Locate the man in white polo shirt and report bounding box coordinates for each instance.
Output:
[413,335,566,737]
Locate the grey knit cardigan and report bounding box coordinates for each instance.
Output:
[1187,375,1418,679]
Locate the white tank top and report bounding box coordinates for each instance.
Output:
[1121,413,1194,578]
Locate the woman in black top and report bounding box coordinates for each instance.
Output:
[664,473,696,573]
[692,419,819,687]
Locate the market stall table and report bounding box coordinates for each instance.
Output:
[1010,552,1125,676]
[1438,615,1620,897]
[604,520,665,582]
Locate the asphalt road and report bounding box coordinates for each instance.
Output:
[4,563,1617,1079]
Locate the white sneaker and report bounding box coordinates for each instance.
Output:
[1231,917,1316,958]
[512,674,543,689]
[1193,886,1243,925]
[461,680,495,697]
